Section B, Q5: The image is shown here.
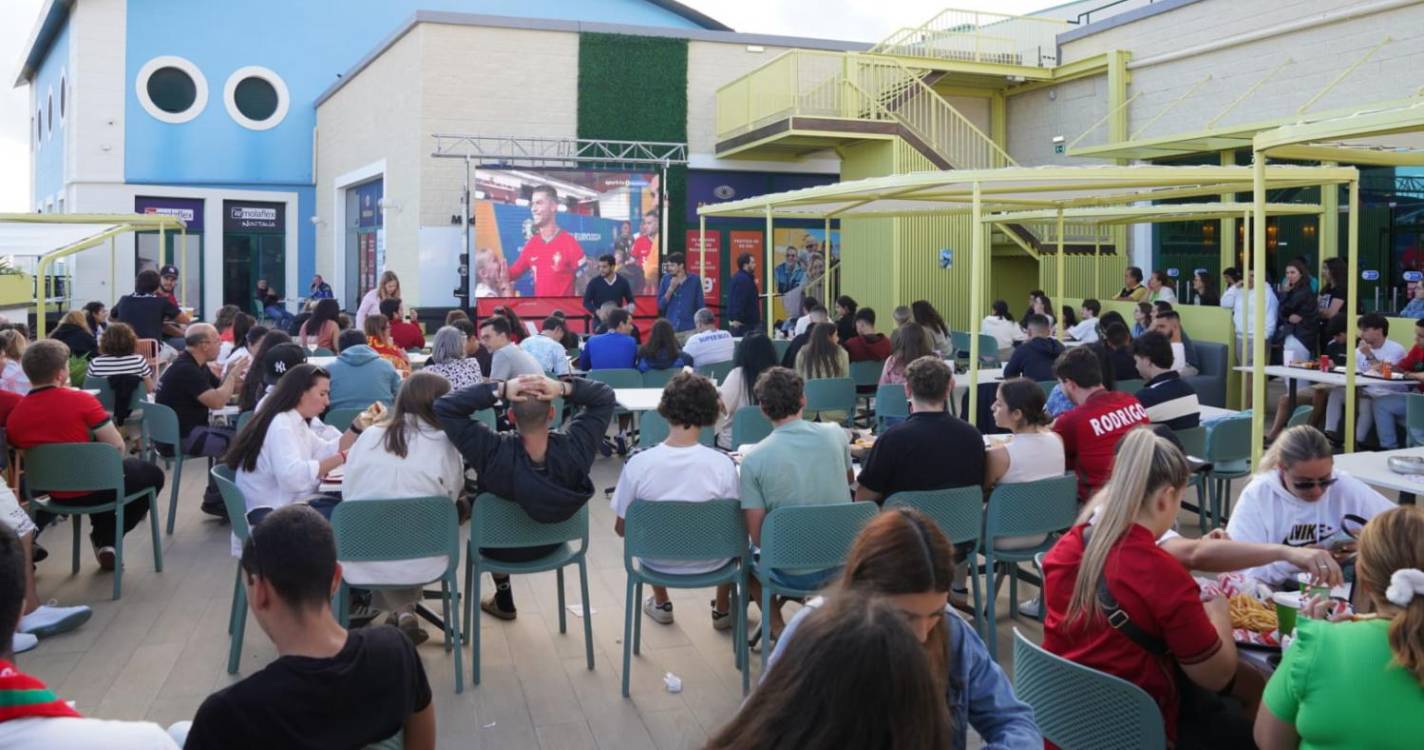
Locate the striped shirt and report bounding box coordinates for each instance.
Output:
[86,354,152,381]
[1134,370,1200,430]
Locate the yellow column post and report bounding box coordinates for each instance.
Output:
[764,206,774,337]
[1107,50,1131,159]
[823,217,831,307]
[1240,209,1251,410]
[1094,241,1101,300]
[109,235,116,303]
[159,223,166,270]
[1056,210,1066,340]
[968,182,984,422]
[1345,175,1359,453]
[1251,155,1268,466]
[1321,162,1339,265]
[181,227,188,309]
[1220,150,1237,282]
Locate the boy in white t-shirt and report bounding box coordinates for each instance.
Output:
[612,372,742,629]
[1066,298,1101,343]
[1324,314,1408,440]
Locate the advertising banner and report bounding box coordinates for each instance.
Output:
[223,201,284,233]
[135,196,205,232]
[686,230,721,307]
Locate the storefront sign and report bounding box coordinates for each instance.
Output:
[223,201,284,232]
[686,230,721,307]
[1166,267,1179,277]
[135,196,204,232]
[1362,270,1380,281]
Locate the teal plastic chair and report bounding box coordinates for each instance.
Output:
[24,443,162,600]
[1036,380,1057,398]
[874,384,909,432]
[697,360,734,384]
[1114,378,1145,394]
[976,333,1003,367]
[473,409,497,430]
[637,410,714,449]
[89,377,148,417]
[641,368,679,388]
[1174,425,1211,532]
[950,331,971,363]
[1204,415,1253,529]
[331,497,464,693]
[731,405,773,447]
[464,494,593,685]
[849,360,884,421]
[621,499,749,696]
[885,487,984,623]
[136,401,187,535]
[1408,394,1424,447]
[979,473,1079,657]
[771,339,791,362]
[804,377,856,426]
[1286,404,1314,429]
[235,410,255,432]
[311,347,336,357]
[212,465,252,674]
[323,408,363,432]
[1012,629,1166,749]
[752,502,878,669]
[585,368,643,390]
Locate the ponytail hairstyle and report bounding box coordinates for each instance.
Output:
[1259,425,1332,473]
[1067,428,1190,626]
[839,507,956,696]
[1355,506,1424,685]
[996,378,1051,430]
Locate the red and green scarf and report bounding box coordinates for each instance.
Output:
[0,660,81,721]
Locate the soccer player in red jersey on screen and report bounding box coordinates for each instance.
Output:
[508,185,583,296]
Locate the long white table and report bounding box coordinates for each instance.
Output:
[1332,446,1424,503]
[1231,364,1405,388]
[1200,404,1240,422]
[614,388,664,412]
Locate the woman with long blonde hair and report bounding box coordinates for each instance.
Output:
[1043,427,1246,747]
[356,270,402,330]
[767,507,1040,749]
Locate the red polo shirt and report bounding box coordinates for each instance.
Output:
[510,230,582,296]
[1053,389,1149,500]
[1043,524,1221,744]
[8,386,112,498]
[389,320,426,350]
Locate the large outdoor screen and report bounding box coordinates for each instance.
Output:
[472,169,662,300]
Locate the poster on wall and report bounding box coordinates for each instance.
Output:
[685,231,721,307]
[471,169,661,300]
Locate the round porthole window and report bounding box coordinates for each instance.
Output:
[136,56,208,124]
[224,66,288,131]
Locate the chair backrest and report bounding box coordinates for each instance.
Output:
[1173,425,1207,458]
[1285,404,1314,430]
[849,360,883,388]
[731,405,773,447]
[1113,378,1145,394]
[211,465,252,542]
[1409,394,1424,447]
[759,502,878,572]
[983,473,1079,542]
[803,377,856,414]
[585,368,642,389]
[23,443,123,498]
[473,408,497,430]
[623,499,746,568]
[471,493,589,550]
[1011,629,1166,750]
[90,376,146,415]
[977,333,1002,363]
[235,410,255,432]
[884,486,984,547]
[638,410,713,448]
[323,407,364,432]
[1036,380,1057,398]
[950,330,972,359]
[697,360,734,384]
[311,347,336,357]
[137,401,181,446]
[771,339,791,361]
[874,384,909,422]
[331,497,459,579]
[1205,414,1252,462]
[641,368,678,388]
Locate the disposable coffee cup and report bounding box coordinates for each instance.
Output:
[1296,572,1331,601]
[1273,591,1302,636]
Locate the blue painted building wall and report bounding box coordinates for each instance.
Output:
[116,0,706,284]
[32,21,69,206]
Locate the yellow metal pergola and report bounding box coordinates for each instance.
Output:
[1248,98,1424,461]
[696,164,1359,439]
[0,214,187,337]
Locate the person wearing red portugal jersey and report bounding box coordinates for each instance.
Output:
[1051,347,1149,501]
[629,209,661,291]
[508,184,583,297]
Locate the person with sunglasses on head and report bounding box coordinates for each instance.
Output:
[1227,425,1394,588]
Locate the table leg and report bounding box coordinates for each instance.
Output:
[1401,492,1416,505]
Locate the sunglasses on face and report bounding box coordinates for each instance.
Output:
[1286,475,1337,491]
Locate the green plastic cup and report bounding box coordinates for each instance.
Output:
[1273,591,1302,637]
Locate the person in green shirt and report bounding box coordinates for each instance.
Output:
[1255,505,1424,750]
[739,366,853,642]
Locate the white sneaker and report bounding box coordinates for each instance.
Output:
[19,602,93,638]
[1018,597,1042,618]
[12,632,37,654]
[643,596,674,625]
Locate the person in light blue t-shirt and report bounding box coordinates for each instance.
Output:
[519,316,571,376]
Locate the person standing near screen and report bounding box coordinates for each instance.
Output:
[630,209,662,292]
[508,185,582,297]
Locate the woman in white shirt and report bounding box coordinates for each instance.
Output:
[224,363,362,551]
[343,371,465,643]
[715,334,779,449]
[355,270,403,331]
[986,378,1067,550]
[980,300,1024,360]
[0,330,30,395]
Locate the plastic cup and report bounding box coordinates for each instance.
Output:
[1273,591,1302,636]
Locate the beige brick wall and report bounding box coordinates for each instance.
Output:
[315,26,423,301]
[686,40,800,156]
[1009,0,1424,165]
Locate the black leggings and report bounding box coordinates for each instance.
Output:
[44,458,164,548]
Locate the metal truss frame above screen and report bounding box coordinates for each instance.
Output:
[431,135,688,169]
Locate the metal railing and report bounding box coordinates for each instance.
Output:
[715,50,1015,171]
[869,8,1069,67]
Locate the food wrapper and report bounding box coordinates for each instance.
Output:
[1196,572,1350,648]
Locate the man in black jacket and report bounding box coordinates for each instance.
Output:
[435,374,615,619]
[727,252,760,336]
